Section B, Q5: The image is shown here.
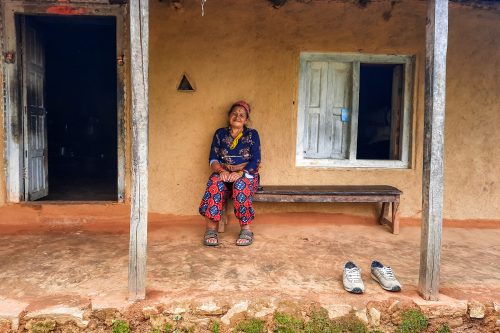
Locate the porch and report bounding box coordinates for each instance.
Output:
[2,0,495,306]
[0,206,499,331]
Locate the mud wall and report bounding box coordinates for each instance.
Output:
[146,0,499,220]
[1,1,499,221]
[444,5,500,221]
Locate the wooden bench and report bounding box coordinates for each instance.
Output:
[219,185,402,234]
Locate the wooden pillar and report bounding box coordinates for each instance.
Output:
[418,0,448,301]
[128,0,149,300]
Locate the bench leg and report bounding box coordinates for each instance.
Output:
[378,202,389,225]
[391,201,400,235]
[218,200,229,233]
[378,201,400,234]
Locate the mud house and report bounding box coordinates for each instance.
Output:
[0,0,499,300]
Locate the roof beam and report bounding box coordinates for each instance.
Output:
[450,0,500,11]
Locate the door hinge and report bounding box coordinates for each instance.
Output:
[23,166,28,179]
[117,54,125,66]
[4,51,15,64]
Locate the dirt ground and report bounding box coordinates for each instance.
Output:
[0,203,499,310]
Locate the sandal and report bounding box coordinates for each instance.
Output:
[204,229,219,247]
[236,229,254,246]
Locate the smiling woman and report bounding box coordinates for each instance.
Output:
[198,100,261,247]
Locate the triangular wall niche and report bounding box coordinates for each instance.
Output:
[177,74,195,92]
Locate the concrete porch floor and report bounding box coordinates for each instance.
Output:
[0,206,499,331]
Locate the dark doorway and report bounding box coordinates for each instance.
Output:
[27,15,117,201]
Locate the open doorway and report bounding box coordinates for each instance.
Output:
[19,15,118,201]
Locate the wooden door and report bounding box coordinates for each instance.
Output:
[22,17,48,200]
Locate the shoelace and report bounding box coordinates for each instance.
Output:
[380,266,396,280]
[345,268,362,283]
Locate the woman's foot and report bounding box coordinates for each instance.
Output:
[204,229,219,246]
[204,220,219,246]
[236,227,253,246]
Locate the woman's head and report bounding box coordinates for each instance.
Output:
[228,100,250,129]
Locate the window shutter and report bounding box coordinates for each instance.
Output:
[304,61,351,159]
[304,61,328,158]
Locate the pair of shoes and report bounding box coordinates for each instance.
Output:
[204,229,254,247]
[343,261,402,294]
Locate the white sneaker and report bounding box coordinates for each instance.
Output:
[343,261,365,294]
[371,260,402,292]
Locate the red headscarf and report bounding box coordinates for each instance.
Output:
[231,100,251,115]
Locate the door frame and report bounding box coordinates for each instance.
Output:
[1,1,128,202]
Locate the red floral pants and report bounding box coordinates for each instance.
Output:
[199,173,259,225]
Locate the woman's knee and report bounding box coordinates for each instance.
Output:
[206,174,227,194]
[232,179,255,214]
[232,177,250,192]
[208,173,222,183]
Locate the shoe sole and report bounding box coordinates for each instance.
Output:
[346,287,363,294]
[343,284,364,294]
[370,273,401,292]
[235,242,252,246]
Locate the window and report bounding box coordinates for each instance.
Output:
[296,53,413,168]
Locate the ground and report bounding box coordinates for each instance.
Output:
[0,204,499,332]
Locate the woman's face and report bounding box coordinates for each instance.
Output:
[228,106,249,130]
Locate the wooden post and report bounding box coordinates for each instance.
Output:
[418,0,448,301]
[128,0,149,300]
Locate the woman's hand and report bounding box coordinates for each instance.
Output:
[219,170,244,182]
[228,171,243,182]
[219,171,231,182]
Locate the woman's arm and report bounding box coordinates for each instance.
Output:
[208,130,226,171]
[208,130,230,180]
[208,131,221,166]
[243,130,261,175]
[210,161,225,173]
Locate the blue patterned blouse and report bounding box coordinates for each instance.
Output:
[209,127,261,175]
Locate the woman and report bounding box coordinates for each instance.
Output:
[199,100,261,246]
